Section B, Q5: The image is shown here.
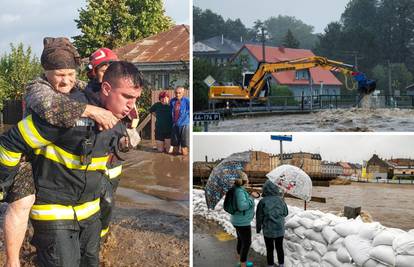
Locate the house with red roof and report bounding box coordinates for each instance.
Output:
[231,44,343,97]
[114,24,189,89]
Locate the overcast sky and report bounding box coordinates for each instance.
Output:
[194,134,414,164]
[194,0,350,33]
[0,0,189,57]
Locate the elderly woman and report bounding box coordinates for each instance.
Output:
[149,91,173,153]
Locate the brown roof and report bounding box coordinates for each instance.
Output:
[388,158,414,167]
[114,25,189,63]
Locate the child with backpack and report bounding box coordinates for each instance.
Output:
[224,171,255,267]
[256,180,288,267]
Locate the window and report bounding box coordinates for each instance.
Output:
[295,70,309,80]
[156,73,170,89]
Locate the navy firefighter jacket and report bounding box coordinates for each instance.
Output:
[0,89,124,207]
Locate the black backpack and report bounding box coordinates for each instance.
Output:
[223,187,238,214]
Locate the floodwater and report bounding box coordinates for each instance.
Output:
[210,108,414,132]
[116,144,189,215]
[285,182,414,230]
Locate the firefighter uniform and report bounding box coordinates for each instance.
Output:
[0,91,123,266]
[84,81,125,238]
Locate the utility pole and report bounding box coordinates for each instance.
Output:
[388,60,392,96]
[261,27,266,62]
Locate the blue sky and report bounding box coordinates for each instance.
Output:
[0,0,189,57]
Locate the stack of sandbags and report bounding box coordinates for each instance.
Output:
[283,208,350,266]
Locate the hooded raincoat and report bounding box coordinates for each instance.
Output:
[230,185,255,226]
[256,180,288,238]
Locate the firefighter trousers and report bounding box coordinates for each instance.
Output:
[31,214,101,267]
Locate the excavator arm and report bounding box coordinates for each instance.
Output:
[209,56,376,101]
[249,56,375,97]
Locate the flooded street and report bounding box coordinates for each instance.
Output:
[285,182,414,230]
[210,108,414,131]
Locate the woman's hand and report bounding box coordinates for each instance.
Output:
[83,104,119,130]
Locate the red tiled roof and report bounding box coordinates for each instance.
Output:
[114,25,189,63]
[240,44,342,86]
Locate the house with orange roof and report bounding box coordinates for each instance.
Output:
[114,24,189,89]
[231,44,343,97]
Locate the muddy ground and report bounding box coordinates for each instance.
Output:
[0,140,189,266]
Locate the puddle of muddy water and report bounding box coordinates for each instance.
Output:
[193,216,267,267]
[210,108,414,132]
[119,147,189,201]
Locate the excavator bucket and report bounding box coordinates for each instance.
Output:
[352,72,376,95]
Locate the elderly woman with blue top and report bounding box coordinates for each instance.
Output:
[229,171,255,267]
[256,180,289,267]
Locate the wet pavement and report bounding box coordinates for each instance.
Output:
[210,108,414,132]
[193,215,267,267]
[285,182,414,230]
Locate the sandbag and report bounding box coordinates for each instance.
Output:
[336,245,352,263]
[304,229,327,245]
[322,251,342,266]
[363,259,381,267]
[369,245,395,266]
[327,237,344,252]
[300,210,320,220]
[293,226,306,239]
[359,222,383,240]
[321,260,334,267]
[322,226,341,244]
[311,240,328,256]
[285,230,302,243]
[392,232,414,255]
[395,254,414,267]
[334,219,363,237]
[344,235,372,266]
[313,218,329,232]
[285,215,301,228]
[304,250,322,263]
[301,239,313,251]
[299,217,314,229]
[373,228,406,247]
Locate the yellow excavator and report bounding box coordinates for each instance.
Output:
[208,56,376,104]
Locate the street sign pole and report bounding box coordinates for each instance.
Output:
[271,135,293,166]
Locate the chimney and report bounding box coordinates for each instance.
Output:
[240,36,243,43]
[221,34,224,45]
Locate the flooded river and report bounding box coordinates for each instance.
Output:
[210,108,414,132]
[285,182,414,230]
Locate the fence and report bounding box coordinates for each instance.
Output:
[209,94,414,114]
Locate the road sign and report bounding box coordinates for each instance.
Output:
[193,112,220,122]
[271,135,293,142]
[203,75,216,87]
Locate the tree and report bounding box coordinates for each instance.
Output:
[282,29,300,48]
[73,0,173,57]
[264,15,317,49]
[193,7,225,42]
[0,43,42,106]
